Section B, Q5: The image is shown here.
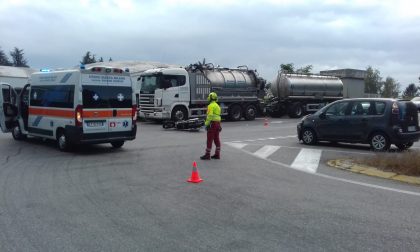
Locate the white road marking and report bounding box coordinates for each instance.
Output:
[229,135,297,143]
[224,142,247,149]
[226,143,420,197]
[290,148,322,173]
[253,145,280,159]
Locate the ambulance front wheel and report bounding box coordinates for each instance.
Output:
[57,129,71,151]
[12,125,26,141]
[111,141,125,148]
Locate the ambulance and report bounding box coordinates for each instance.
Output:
[0,65,137,151]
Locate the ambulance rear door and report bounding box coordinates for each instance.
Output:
[0,83,18,133]
[106,69,133,133]
[80,67,133,135]
[81,67,110,134]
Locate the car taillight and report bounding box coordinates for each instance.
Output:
[392,102,399,114]
[132,105,137,121]
[75,105,83,127]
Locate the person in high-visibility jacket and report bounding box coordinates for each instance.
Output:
[200,92,222,160]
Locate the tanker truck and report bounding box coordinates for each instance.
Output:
[138,61,266,121]
[266,72,343,118]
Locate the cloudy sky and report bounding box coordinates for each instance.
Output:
[1,0,419,86]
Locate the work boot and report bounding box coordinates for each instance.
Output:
[211,154,220,159]
[200,154,210,160]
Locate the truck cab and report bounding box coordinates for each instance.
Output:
[139,68,190,121]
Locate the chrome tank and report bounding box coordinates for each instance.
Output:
[200,68,259,88]
[271,73,343,99]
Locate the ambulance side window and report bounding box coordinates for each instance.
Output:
[30,85,74,108]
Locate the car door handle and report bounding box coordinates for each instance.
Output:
[174,94,179,98]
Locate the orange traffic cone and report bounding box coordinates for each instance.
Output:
[264,118,269,127]
[187,161,203,183]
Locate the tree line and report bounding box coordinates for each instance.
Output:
[280,63,420,99]
[0,47,112,68]
[0,47,29,67]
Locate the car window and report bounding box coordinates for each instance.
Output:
[374,102,386,115]
[350,101,370,116]
[325,101,349,116]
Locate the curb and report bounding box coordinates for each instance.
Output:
[327,159,420,185]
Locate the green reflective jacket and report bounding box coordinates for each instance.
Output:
[205,101,221,126]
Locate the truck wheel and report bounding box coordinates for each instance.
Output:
[171,106,188,121]
[12,124,26,141]
[111,141,125,148]
[57,130,70,152]
[268,109,284,118]
[244,105,257,121]
[288,103,303,118]
[229,105,242,121]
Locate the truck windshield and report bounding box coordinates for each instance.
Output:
[141,74,186,93]
[140,75,158,94]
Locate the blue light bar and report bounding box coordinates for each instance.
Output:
[40,68,50,72]
[80,64,85,70]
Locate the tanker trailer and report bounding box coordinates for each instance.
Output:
[138,61,266,121]
[266,73,343,118]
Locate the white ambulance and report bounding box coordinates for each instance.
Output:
[0,65,137,151]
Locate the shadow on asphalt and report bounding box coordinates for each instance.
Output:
[309,141,414,153]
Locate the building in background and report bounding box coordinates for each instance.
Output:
[320,69,368,98]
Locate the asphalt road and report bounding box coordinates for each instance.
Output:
[0,118,420,251]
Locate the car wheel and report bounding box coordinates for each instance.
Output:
[244,105,257,121]
[395,142,413,151]
[301,128,317,145]
[111,141,125,148]
[370,132,390,151]
[171,106,188,121]
[12,124,26,140]
[229,105,242,121]
[57,130,70,152]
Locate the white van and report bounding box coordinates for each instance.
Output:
[0,66,137,151]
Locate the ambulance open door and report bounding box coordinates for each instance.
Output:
[0,83,18,133]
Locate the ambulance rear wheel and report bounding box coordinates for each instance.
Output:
[111,141,125,148]
[12,125,26,140]
[57,130,70,152]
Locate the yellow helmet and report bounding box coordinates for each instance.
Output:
[207,92,218,102]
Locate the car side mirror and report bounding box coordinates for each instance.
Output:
[319,112,326,120]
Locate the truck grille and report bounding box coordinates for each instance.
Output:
[139,94,156,113]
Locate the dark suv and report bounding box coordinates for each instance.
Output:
[297,98,420,151]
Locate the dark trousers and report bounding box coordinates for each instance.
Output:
[205,122,221,157]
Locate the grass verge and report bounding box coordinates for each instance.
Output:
[356,150,420,176]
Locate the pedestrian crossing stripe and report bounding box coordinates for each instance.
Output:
[253,145,280,159]
[291,148,322,174]
[225,142,322,174]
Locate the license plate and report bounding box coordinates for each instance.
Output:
[87,121,104,127]
[408,126,416,132]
